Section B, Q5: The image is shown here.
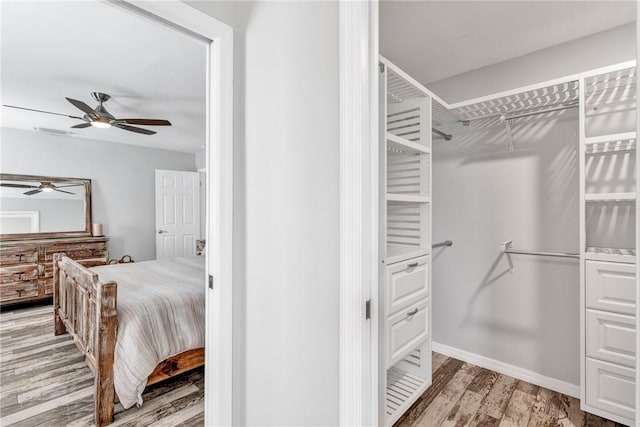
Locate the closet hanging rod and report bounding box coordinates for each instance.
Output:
[461,102,579,124]
[432,127,452,141]
[501,241,579,259]
[432,240,453,248]
[504,103,578,121]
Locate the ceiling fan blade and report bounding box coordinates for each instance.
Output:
[24,189,42,196]
[114,123,156,135]
[53,188,75,195]
[55,184,84,188]
[71,122,92,129]
[65,97,97,116]
[117,119,172,126]
[3,104,83,120]
[0,183,40,189]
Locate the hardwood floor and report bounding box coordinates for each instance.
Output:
[0,303,203,427]
[0,304,628,427]
[395,352,625,427]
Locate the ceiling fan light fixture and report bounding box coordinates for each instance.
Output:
[41,187,54,192]
[90,118,112,129]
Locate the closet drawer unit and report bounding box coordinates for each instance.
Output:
[386,299,429,368]
[586,261,636,315]
[386,256,430,315]
[585,358,635,422]
[0,280,40,303]
[586,309,636,368]
[0,263,39,283]
[0,246,39,266]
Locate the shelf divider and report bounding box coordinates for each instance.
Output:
[584,192,636,202]
[387,133,430,154]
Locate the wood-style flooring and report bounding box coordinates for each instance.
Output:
[0,303,204,427]
[0,304,627,427]
[395,352,624,427]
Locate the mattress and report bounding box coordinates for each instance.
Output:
[90,256,205,409]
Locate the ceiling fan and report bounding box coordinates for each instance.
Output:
[3,92,171,135]
[0,181,82,196]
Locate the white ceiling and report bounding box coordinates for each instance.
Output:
[1,1,207,153]
[380,1,636,85]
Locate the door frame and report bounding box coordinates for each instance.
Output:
[636,10,640,427]
[339,1,379,425]
[114,2,234,425]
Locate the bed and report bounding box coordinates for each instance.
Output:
[53,254,205,426]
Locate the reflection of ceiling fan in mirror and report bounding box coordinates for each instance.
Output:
[0,181,82,196]
[3,92,172,135]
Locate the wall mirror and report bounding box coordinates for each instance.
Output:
[0,173,92,240]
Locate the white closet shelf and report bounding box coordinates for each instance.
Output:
[386,367,430,426]
[585,192,636,202]
[585,66,637,96]
[585,247,636,264]
[448,81,579,123]
[387,194,430,203]
[585,132,636,154]
[387,133,430,154]
[385,245,429,265]
[384,59,430,104]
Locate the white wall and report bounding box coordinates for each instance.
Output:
[430,21,635,388]
[185,2,340,426]
[433,111,580,385]
[0,127,196,261]
[430,23,636,103]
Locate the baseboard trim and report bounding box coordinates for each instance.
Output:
[432,342,580,398]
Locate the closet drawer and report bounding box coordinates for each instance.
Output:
[386,256,429,315]
[386,300,429,368]
[586,261,636,315]
[585,358,635,422]
[586,309,635,368]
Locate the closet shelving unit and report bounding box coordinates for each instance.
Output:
[379,57,433,426]
[579,63,636,426]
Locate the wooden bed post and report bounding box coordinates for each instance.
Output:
[95,280,117,426]
[53,253,66,335]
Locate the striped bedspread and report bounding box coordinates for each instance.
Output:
[90,256,205,409]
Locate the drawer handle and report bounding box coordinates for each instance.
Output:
[407,262,419,268]
[406,308,418,317]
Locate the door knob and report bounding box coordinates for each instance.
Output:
[158,230,168,234]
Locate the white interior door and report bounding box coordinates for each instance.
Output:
[155,169,200,259]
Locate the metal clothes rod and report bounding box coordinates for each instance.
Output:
[502,241,578,259]
[432,240,453,248]
[432,127,452,141]
[462,102,579,125]
[503,103,578,121]
[504,248,579,259]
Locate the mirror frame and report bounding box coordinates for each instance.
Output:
[0,173,93,240]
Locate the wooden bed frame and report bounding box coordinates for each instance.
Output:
[53,254,204,426]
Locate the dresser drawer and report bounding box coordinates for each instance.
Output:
[386,299,429,368]
[0,264,39,283]
[386,256,429,315]
[586,261,636,315]
[0,246,39,266]
[0,280,39,302]
[43,257,107,279]
[43,241,108,262]
[586,309,635,368]
[585,358,635,422]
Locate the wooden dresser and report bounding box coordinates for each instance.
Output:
[0,236,108,306]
